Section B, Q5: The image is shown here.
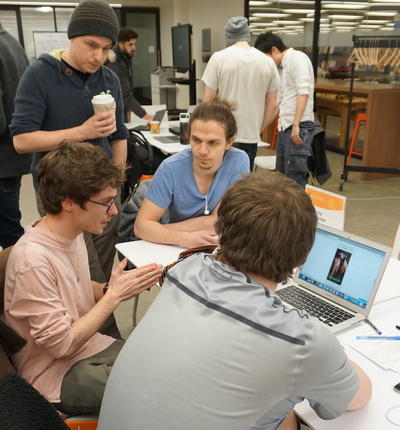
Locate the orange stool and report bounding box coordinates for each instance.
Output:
[346,113,367,166]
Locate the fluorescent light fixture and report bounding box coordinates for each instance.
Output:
[252,13,291,18]
[250,22,280,27]
[249,1,272,5]
[35,6,52,12]
[332,21,358,25]
[335,26,356,30]
[328,14,363,19]
[358,24,382,28]
[302,17,330,22]
[371,0,400,3]
[272,20,300,25]
[365,11,398,16]
[323,2,369,9]
[361,19,390,24]
[2,1,121,6]
[282,9,314,13]
[336,29,353,32]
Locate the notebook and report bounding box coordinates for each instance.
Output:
[276,224,391,333]
[127,109,167,132]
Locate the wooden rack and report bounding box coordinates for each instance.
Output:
[339,35,400,191]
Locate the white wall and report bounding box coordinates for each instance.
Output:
[125,0,244,104]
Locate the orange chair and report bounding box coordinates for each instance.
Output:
[137,174,153,183]
[346,113,367,166]
[64,415,98,429]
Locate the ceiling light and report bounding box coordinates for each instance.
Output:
[371,0,400,3]
[301,17,329,22]
[272,20,300,25]
[335,26,356,30]
[249,1,272,5]
[332,21,358,25]
[252,13,291,18]
[359,24,382,27]
[282,9,314,14]
[2,1,121,6]
[35,6,52,12]
[361,19,390,24]
[365,11,398,16]
[250,22,280,27]
[323,2,369,9]
[328,14,363,19]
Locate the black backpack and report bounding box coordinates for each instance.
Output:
[123,130,167,202]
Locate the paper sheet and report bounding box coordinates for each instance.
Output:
[342,314,400,372]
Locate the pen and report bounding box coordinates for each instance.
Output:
[365,318,382,335]
[356,336,400,340]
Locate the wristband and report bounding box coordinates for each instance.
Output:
[103,282,109,295]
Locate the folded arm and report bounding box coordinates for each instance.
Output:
[134,198,218,248]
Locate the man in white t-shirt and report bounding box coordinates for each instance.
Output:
[202,16,279,170]
[255,32,315,188]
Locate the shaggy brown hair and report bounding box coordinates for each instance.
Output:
[37,141,125,215]
[189,98,237,140]
[215,171,317,283]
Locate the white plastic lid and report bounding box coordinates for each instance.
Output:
[92,94,114,104]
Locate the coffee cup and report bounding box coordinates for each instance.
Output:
[91,94,116,134]
[150,121,160,134]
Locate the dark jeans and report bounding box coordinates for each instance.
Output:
[236,142,257,171]
[0,176,24,248]
[276,122,314,189]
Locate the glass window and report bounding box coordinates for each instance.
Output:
[55,7,74,32]
[0,9,19,41]
[21,7,55,62]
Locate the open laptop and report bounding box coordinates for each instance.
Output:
[276,224,391,333]
[127,109,167,132]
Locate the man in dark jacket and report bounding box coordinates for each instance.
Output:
[106,27,153,123]
[0,24,31,248]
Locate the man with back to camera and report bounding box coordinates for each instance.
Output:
[255,32,315,188]
[4,141,162,415]
[133,99,249,249]
[106,27,154,123]
[10,0,126,286]
[0,23,31,248]
[99,171,371,430]
[202,16,279,170]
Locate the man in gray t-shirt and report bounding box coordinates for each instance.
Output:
[202,17,279,171]
[99,172,371,430]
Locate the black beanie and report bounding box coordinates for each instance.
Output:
[67,0,119,45]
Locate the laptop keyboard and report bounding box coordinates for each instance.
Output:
[276,285,354,327]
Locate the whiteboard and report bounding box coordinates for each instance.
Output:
[33,31,69,58]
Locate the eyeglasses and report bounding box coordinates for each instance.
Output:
[88,196,117,214]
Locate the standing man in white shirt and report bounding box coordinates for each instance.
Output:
[202,17,279,171]
[255,32,315,188]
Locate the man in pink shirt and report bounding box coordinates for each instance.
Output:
[4,141,162,415]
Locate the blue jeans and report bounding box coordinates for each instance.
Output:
[276,122,314,189]
[0,176,24,248]
[237,142,257,171]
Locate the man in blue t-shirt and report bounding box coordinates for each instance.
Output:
[134,101,249,249]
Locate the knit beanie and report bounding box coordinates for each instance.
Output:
[67,0,119,45]
[225,16,250,46]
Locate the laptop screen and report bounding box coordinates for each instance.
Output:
[298,228,387,310]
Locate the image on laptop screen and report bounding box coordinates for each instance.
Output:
[298,228,387,310]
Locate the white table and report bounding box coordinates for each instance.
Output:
[295,257,400,429]
[117,238,400,428]
[125,120,270,156]
[116,240,184,267]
